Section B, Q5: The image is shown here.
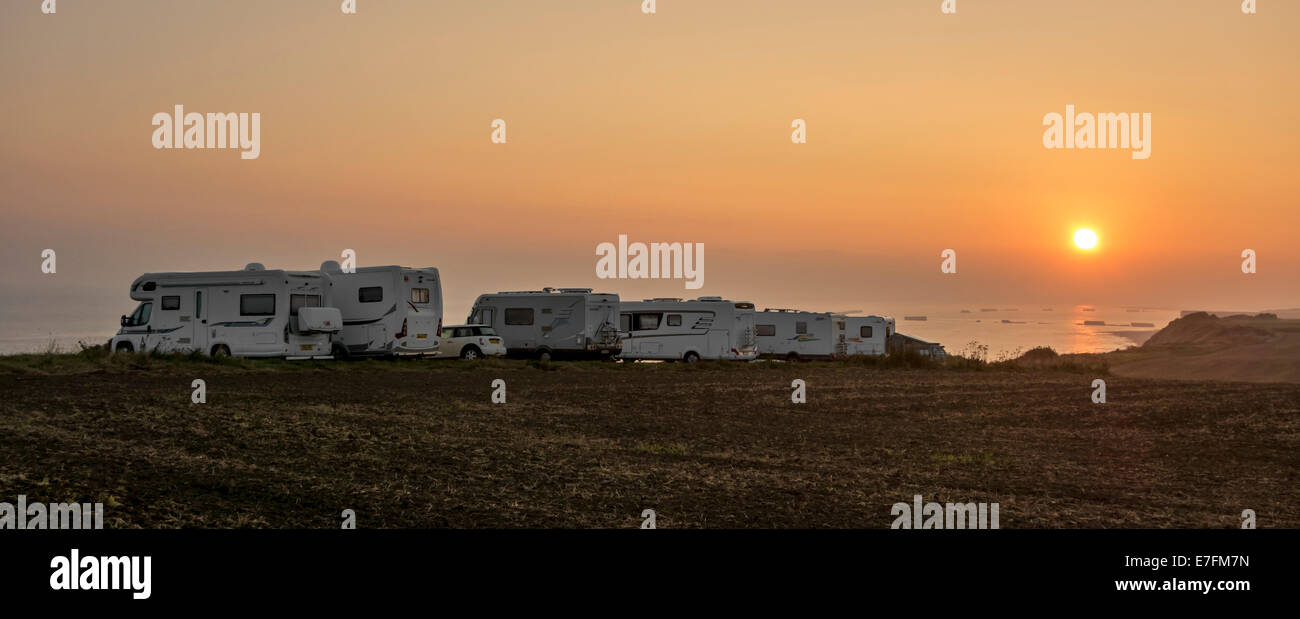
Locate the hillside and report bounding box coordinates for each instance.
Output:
[1106,312,1300,383]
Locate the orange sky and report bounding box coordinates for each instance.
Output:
[2,0,1297,323]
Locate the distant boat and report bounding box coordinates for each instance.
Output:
[1001,319,1025,324]
[904,316,927,321]
[1130,322,1155,328]
[960,309,972,314]
[1083,320,1105,326]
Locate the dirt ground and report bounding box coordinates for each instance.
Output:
[1,359,1297,528]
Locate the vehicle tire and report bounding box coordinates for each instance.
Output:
[683,351,701,363]
[114,342,133,354]
[785,352,800,362]
[461,346,481,360]
[211,344,231,357]
[538,350,552,362]
[331,343,350,360]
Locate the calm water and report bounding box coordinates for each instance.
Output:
[871,304,1182,357]
[0,303,1180,357]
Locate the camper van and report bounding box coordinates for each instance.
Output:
[468,288,622,360]
[319,262,443,358]
[754,309,844,361]
[110,263,341,359]
[841,315,895,356]
[618,297,759,362]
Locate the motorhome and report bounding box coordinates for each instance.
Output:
[110,263,341,359]
[841,315,895,356]
[320,261,443,358]
[468,288,622,360]
[754,309,844,361]
[618,297,758,362]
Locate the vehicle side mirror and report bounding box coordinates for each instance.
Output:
[120,315,129,327]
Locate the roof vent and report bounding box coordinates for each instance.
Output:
[244,262,265,271]
[320,260,342,272]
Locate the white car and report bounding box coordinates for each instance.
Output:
[437,324,507,360]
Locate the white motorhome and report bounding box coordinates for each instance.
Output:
[841,315,895,356]
[320,261,443,358]
[468,288,622,360]
[110,263,341,359]
[618,297,759,362]
[754,309,844,361]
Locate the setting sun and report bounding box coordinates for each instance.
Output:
[1074,228,1099,250]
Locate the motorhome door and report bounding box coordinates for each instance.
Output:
[190,288,210,354]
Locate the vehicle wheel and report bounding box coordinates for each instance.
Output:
[683,351,701,363]
[331,343,350,360]
[115,342,133,354]
[211,344,231,357]
[785,352,800,362]
[538,350,552,362]
[461,346,481,360]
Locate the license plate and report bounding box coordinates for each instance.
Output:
[416,333,427,339]
[489,338,500,344]
[300,345,313,351]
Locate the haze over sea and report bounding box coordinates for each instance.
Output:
[0,296,1184,357]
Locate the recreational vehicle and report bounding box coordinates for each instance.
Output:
[110,263,341,359]
[319,261,443,358]
[468,288,622,360]
[841,315,895,356]
[618,297,759,362]
[754,309,844,361]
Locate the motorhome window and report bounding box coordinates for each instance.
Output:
[861,326,873,338]
[240,294,276,316]
[795,322,808,334]
[410,288,430,304]
[195,291,202,320]
[130,302,153,326]
[358,287,383,303]
[666,314,682,327]
[161,296,180,311]
[756,324,776,337]
[620,314,631,332]
[290,294,321,316]
[470,308,494,325]
[504,308,534,325]
[635,313,662,330]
